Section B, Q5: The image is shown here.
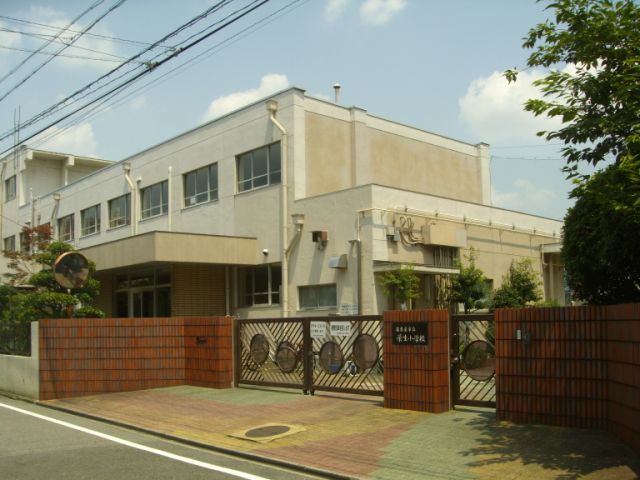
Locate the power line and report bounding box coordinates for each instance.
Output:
[0,0,127,105]
[0,0,234,144]
[0,0,106,87]
[0,44,129,63]
[492,155,564,162]
[0,0,272,157]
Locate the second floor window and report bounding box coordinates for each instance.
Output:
[81,205,101,237]
[108,194,130,228]
[141,181,168,219]
[237,142,281,193]
[5,175,16,202]
[58,214,74,242]
[184,163,218,207]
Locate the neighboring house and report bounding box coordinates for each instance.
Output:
[0,87,565,318]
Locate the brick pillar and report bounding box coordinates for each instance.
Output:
[383,310,450,413]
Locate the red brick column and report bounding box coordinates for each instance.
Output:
[184,316,233,388]
[383,310,450,413]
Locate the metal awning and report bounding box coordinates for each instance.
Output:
[79,231,259,272]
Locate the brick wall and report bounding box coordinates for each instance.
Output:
[39,316,232,400]
[495,304,640,454]
[383,310,449,413]
[605,304,640,453]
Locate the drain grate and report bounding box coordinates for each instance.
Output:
[229,423,305,443]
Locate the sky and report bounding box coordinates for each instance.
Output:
[0,0,575,220]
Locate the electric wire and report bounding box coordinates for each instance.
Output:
[0,0,234,144]
[0,0,272,157]
[0,0,127,105]
[0,44,129,63]
[26,0,306,152]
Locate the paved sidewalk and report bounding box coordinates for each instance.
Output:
[42,386,640,479]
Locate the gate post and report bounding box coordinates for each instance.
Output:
[383,310,450,413]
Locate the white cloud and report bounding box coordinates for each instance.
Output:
[33,123,97,157]
[129,95,147,112]
[360,0,406,25]
[459,70,562,144]
[492,178,557,212]
[202,74,290,122]
[325,0,351,22]
[0,20,22,51]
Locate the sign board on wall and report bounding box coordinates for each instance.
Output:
[392,322,428,346]
[329,321,351,337]
[310,321,327,339]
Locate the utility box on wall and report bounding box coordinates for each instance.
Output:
[421,223,467,248]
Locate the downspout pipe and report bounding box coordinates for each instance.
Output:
[50,192,60,236]
[266,100,289,317]
[0,160,7,243]
[123,162,137,236]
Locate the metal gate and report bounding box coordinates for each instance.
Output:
[235,316,383,396]
[451,314,496,408]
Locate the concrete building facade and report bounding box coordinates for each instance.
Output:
[0,87,565,318]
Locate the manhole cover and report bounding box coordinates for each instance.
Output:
[245,425,290,438]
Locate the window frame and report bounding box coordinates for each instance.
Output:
[108,194,131,229]
[5,175,16,202]
[183,163,218,207]
[140,180,168,220]
[240,264,281,307]
[3,235,15,252]
[298,284,338,311]
[58,214,75,242]
[80,204,101,237]
[236,142,281,193]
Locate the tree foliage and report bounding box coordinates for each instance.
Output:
[563,161,640,304]
[1,225,104,323]
[505,0,640,178]
[449,248,489,313]
[379,265,421,310]
[492,258,542,309]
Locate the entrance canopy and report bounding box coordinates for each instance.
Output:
[80,231,259,272]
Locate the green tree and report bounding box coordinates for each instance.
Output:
[2,225,104,322]
[449,248,489,313]
[505,0,640,178]
[563,161,640,304]
[379,265,421,310]
[506,0,640,304]
[492,258,542,309]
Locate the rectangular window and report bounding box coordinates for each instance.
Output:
[141,181,168,219]
[58,214,74,242]
[5,175,16,202]
[81,204,101,237]
[237,142,281,193]
[108,194,130,229]
[299,284,337,310]
[183,163,218,207]
[3,235,15,252]
[239,264,281,306]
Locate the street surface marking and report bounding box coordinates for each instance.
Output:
[0,402,271,480]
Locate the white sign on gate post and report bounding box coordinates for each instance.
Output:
[310,321,327,339]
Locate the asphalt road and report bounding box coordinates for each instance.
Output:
[0,396,327,480]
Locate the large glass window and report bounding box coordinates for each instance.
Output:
[239,264,281,306]
[141,181,168,219]
[299,284,337,310]
[81,204,101,237]
[58,214,74,242]
[108,194,130,229]
[114,269,171,318]
[184,163,218,207]
[3,235,15,252]
[237,142,281,193]
[5,175,16,202]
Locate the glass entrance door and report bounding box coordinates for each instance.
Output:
[132,289,155,317]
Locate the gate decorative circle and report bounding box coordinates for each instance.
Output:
[461,339,495,381]
[353,334,378,370]
[318,341,344,375]
[275,341,298,373]
[249,334,269,366]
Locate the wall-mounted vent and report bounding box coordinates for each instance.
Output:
[328,254,348,269]
[312,230,328,243]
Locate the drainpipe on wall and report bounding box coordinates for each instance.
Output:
[167,166,172,232]
[123,162,137,236]
[50,192,60,236]
[266,99,289,317]
[0,160,7,244]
